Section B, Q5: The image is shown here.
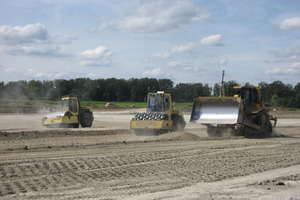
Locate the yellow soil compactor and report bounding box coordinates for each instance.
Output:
[42,95,94,128]
[190,82,277,137]
[130,91,185,135]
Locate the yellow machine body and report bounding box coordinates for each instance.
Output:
[130,120,172,130]
[42,96,93,128]
[190,86,277,137]
[130,91,185,134]
[42,112,79,127]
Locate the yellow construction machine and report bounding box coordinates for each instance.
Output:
[190,72,277,137]
[130,91,185,135]
[42,95,94,128]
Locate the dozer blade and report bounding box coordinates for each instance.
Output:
[190,97,243,125]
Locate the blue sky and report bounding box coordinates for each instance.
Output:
[0,0,300,86]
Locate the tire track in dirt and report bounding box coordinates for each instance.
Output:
[0,136,300,199]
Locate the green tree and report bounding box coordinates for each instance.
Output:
[128,78,143,101]
[213,83,221,96]
[258,81,272,102]
[224,80,239,96]
[158,79,173,91]
[115,79,130,101]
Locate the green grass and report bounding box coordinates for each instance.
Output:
[81,101,147,108]
[81,101,193,108]
[0,98,193,113]
[286,108,300,112]
[5,98,300,113]
[175,102,193,107]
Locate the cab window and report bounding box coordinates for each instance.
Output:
[148,96,162,112]
[72,99,77,112]
[163,96,170,111]
[62,99,69,108]
[251,88,257,102]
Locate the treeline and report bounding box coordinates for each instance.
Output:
[0,78,211,102]
[0,78,299,108]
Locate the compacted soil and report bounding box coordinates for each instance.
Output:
[0,109,300,199]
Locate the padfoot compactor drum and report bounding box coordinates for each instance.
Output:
[130,91,185,135]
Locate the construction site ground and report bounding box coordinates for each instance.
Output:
[0,108,300,199]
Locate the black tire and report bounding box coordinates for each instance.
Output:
[81,113,93,127]
[172,116,185,132]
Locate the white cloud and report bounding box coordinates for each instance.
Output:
[150,34,223,62]
[181,66,200,72]
[287,63,300,74]
[264,67,281,75]
[54,72,69,79]
[86,73,97,78]
[4,67,16,73]
[150,42,198,62]
[51,35,77,44]
[80,46,113,66]
[81,46,112,59]
[167,61,190,68]
[0,23,75,57]
[24,68,70,79]
[97,0,211,33]
[0,44,69,57]
[143,68,163,76]
[32,72,46,78]
[25,68,35,76]
[279,17,300,30]
[219,58,227,65]
[150,52,170,59]
[200,34,223,46]
[21,45,66,56]
[0,23,48,45]
[80,60,111,66]
[265,63,300,75]
[266,48,300,63]
[171,42,198,53]
[142,67,170,77]
[25,68,48,78]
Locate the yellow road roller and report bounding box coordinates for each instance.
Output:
[42,95,93,128]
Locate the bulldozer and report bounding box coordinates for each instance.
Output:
[130,91,185,135]
[42,95,94,128]
[190,72,277,137]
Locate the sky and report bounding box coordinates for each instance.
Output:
[0,0,300,86]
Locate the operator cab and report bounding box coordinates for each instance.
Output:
[147,92,170,112]
[233,87,258,111]
[62,96,79,113]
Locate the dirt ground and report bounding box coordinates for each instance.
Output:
[0,109,300,200]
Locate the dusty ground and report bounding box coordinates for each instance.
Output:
[0,109,300,199]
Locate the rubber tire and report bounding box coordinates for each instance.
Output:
[172,116,185,132]
[81,113,93,127]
